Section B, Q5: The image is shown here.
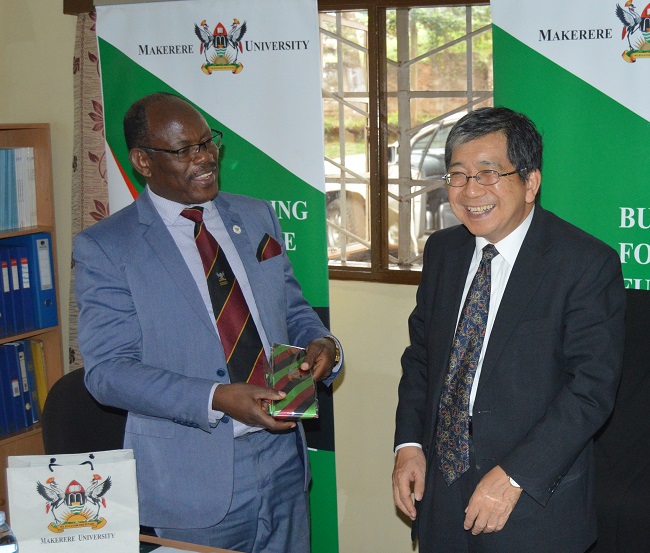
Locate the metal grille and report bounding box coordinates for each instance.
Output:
[321,6,493,271]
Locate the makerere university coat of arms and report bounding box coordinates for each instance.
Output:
[36,474,112,533]
[195,18,247,74]
[615,1,650,61]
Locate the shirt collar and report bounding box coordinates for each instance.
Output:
[475,205,535,267]
[147,185,216,225]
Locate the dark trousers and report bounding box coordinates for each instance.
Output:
[417,439,501,553]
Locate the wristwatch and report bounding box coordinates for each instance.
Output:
[324,335,341,365]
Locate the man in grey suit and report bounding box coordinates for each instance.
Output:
[74,92,342,553]
[392,107,625,552]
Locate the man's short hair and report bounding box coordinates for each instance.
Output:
[123,92,187,151]
[444,107,543,182]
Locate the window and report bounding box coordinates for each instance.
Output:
[319,1,493,283]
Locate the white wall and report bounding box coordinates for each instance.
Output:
[330,280,417,552]
[0,2,421,551]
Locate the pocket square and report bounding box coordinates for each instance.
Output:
[257,233,282,261]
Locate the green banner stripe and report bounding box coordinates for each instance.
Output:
[308,449,339,553]
[493,25,650,284]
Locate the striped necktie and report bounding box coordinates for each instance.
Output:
[435,244,498,485]
[181,206,267,386]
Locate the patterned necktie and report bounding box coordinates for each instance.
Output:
[181,207,267,386]
[435,244,498,485]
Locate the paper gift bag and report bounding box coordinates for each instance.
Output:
[6,449,140,552]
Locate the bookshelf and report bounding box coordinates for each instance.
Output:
[0,124,64,509]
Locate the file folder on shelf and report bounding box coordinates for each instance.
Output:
[16,340,40,425]
[3,342,38,426]
[0,343,30,431]
[29,339,48,412]
[1,233,58,330]
[0,148,18,230]
[0,347,14,436]
[0,248,17,335]
[5,246,35,332]
[0,258,7,338]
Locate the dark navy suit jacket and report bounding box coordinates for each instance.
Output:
[395,206,625,552]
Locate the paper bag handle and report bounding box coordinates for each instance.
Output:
[47,453,96,473]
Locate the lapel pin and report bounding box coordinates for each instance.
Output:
[233,225,242,234]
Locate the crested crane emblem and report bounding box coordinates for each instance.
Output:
[36,474,112,533]
[194,18,248,74]
[615,1,650,61]
[216,271,228,286]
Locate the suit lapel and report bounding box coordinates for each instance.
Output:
[430,232,476,374]
[214,196,276,345]
[136,190,218,337]
[478,207,554,387]
[422,229,475,452]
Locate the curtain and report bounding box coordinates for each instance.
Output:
[68,12,109,371]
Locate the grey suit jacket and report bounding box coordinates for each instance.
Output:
[395,206,625,551]
[74,189,335,528]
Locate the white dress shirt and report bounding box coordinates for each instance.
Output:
[466,208,534,415]
[149,187,270,437]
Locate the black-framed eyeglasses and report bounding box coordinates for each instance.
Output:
[443,168,525,188]
[140,130,223,162]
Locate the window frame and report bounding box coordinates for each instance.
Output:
[319,0,489,285]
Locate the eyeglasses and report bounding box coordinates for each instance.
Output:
[443,169,525,187]
[140,130,223,162]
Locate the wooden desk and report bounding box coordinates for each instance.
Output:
[140,534,243,553]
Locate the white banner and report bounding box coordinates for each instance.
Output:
[492,0,650,122]
[97,0,325,213]
[94,5,338,552]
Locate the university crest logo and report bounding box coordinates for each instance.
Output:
[36,473,112,533]
[194,18,248,74]
[615,1,650,61]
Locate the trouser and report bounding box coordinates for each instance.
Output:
[156,429,309,553]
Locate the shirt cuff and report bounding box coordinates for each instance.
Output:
[209,382,225,427]
[394,442,422,455]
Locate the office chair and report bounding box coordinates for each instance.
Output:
[40,367,127,454]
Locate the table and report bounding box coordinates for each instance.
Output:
[139,534,244,553]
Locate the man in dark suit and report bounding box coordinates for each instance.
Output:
[75,92,342,552]
[392,107,625,553]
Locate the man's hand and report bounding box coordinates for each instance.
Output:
[300,337,338,382]
[464,465,522,535]
[392,446,426,521]
[212,383,296,431]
